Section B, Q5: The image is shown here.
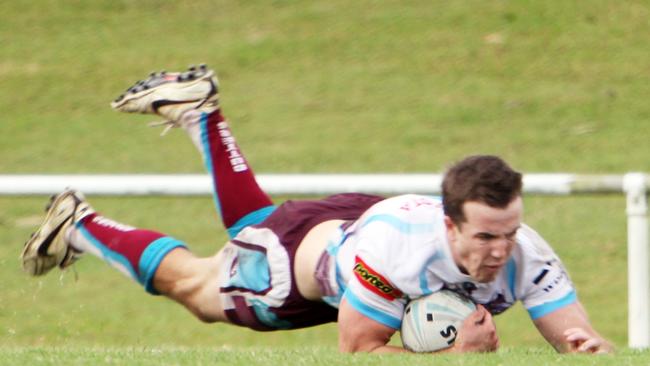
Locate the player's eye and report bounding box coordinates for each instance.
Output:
[476,233,495,241]
[505,230,518,241]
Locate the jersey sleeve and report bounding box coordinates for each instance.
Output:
[343,254,407,329]
[342,215,413,330]
[517,224,578,320]
[342,195,444,329]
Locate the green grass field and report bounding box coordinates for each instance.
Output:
[2,0,650,364]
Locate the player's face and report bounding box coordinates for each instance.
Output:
[446,197,522,283]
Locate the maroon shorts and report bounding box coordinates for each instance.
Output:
[219,193,384,331]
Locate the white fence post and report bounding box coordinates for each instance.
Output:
[624,173,649,348]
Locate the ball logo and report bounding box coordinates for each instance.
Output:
[440,325,458,345]
[353,256,403,300]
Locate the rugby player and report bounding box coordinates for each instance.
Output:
[21,65,612,354]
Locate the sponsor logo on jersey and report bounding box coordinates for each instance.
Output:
[399,197,438,211]
[353,256,403,300]
[532,260,570,293]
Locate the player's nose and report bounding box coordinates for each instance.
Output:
[489,239,509,259]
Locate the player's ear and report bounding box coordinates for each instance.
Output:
[444,215,458,241]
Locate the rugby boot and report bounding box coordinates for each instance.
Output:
[21,189,94,276]
[111,64,220,135]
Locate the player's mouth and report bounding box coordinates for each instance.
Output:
[472,264,504,282]
[483,264,504,272]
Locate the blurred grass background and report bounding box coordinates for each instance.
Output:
[1,0,649,361]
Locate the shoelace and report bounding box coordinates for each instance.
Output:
[147,107,208,136]
[58,261,79,283]
[147,95,219,136]
[148,120,178,136]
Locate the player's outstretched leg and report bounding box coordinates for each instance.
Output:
[21,189,227,322]
[21,189,185,292]
[111,65,275,238]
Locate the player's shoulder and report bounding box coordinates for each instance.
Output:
[354,194,445,247]
[356,194,445,237]
[354,195,447,292]
[514,223,559,262]
[511,225,575,309]
[371,194,444,216]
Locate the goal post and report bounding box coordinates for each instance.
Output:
[624,173,649,348]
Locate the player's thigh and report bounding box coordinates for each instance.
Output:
[154,247,228,321]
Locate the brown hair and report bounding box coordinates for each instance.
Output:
[442,155,523,226]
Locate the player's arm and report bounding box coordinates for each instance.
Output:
[517,225,613,354]
[533,300,613,353]
[338,296,499,353]
[337,297,405,353]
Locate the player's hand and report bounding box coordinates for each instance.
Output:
[564,327,613,354]
[451,304,499,353]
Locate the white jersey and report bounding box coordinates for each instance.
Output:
[320,194,576,330]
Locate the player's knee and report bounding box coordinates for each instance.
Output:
[189,301,225,323]
[182,281,226,323]
[193,309,220,323]
[160,255,226,323]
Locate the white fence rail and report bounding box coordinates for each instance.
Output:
[0,173,648,348]
[0,173,634,196]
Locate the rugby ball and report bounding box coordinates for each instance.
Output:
[400,290,476,352]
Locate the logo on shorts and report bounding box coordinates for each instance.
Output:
[353,256,403,300]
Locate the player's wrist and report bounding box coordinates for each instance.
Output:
[440,340,469,353]
[440,344,461,354]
